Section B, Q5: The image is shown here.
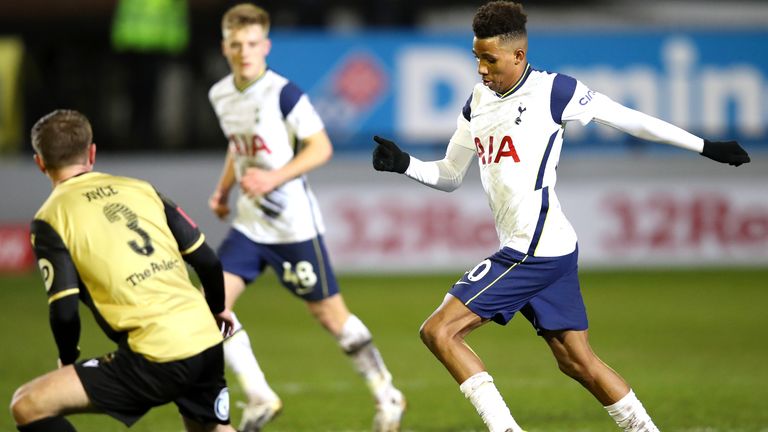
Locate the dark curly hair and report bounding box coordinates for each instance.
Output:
[472,1,527,40]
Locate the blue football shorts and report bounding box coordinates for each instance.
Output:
[217,228,340,301]
[449,245,588,333]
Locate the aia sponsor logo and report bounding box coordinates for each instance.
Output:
[474,135,520,165]
[228,133,272,157]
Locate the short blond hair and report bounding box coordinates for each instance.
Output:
[222,3,270,36]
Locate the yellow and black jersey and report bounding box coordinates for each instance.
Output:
[32,172,223,363]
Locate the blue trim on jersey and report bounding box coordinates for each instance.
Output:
[301,178,323,239]
[234,68,267,93]
[309,235,330,298]
[535,131,559,191]
[550,74,577,124]
[279,81,304,119]
[527,187,550,256]
[462,94,473,121]
[497,63,532,99]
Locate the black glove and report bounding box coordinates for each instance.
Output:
[701,140,750,167]
[372,135,410,173]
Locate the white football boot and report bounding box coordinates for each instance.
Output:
[238,398,283,432]
[372,387,406,432]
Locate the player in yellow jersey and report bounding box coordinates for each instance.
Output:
[10,109,238,432]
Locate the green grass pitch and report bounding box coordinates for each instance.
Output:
[1,269,767,431]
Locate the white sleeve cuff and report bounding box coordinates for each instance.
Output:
[404,142,475,192]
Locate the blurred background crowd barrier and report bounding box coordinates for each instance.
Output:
[1,0,767,273]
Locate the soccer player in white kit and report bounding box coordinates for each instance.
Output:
[208,4,404,431]
[371,2,750,432]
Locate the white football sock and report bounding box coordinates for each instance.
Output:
[337,315,394,402]
[604,389,660,432]
[224,313,279,403]
[459,371,523,432]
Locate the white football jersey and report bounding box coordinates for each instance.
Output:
[209,69,326,243]
[450,65,603,257]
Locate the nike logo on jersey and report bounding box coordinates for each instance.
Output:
[455,271,470,285]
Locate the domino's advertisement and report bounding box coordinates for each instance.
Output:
[264,29,768,271]
[2,30,767,272]
[267,29,768,155]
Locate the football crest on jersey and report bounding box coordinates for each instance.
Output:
[37,258,54,292]
[515,104,527,125]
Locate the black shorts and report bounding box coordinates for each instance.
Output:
[74,343,230,427]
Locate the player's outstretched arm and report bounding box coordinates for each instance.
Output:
[591,96,751,167]
[701,139,751,166]
[372,135,474,192]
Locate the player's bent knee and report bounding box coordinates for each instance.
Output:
[419,318,453,350]
[10,385,29,421]
[10,384,43,425]
[418,318,435,347]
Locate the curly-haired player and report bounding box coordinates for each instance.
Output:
[372,1,749,431]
